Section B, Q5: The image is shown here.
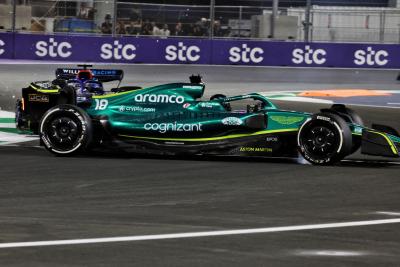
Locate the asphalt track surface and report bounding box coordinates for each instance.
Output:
[1,64,400,266]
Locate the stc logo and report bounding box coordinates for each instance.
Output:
[354,47,388,66]
[0,39,4,55]
[35,38,72,58]
[101,40,136,60]
[165,42,201,62]
[292,45,327,65]
[229,44,264,63]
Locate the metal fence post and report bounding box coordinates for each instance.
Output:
[209,0,215,38]
[304,0,312,42]
[112,0,117,36]
[12,0,16,32]
[239,6,242,38]
[271,0,279,39]
[379,11,385,43]
[398,23,400,44]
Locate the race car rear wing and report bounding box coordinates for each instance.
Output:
[55,68,124,82]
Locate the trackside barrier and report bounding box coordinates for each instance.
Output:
[1,32,400,68]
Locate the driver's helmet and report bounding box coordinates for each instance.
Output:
[77,70,93,81]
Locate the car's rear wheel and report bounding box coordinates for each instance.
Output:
[39,105,92,156]
[297,113,352,165]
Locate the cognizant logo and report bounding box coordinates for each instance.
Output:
[134,94,185,104]
[144,122,203,133]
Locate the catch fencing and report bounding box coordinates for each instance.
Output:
[1,2,400,43]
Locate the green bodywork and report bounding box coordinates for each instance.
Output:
[25,80,400,157]
[86,83,308,143]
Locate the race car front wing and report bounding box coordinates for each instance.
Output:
[361,129,400,158]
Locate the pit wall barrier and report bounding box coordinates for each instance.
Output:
[0,32,400,68]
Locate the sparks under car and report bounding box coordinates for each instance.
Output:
[15,66,400,165]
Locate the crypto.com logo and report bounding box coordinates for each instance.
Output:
[292,45,327,65]
[101,40,136,60]
[229,44,264,64]
[35,38,72,58]
[0,39,5,55]
[165,42,201,62]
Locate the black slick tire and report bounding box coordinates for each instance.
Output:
[39,104,92,156]
[297,113,352,165]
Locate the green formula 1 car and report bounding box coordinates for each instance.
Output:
[15,66,400,165]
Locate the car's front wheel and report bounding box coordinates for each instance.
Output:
[39,105,92,156]
[297,113,352,165]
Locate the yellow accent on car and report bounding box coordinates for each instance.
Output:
[29,84,60,94]
[368,130,398,155]
[119,128,298,142]
[93,87,146,99]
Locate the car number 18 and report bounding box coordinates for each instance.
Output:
[94,99,108,110]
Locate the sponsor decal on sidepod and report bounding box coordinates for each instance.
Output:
[222,117,243,126]
[134,94,185,104]
[144,122,203,133]
[119,106,155,113]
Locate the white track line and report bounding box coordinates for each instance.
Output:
[0,123,15,128]
[375,211,400,216]
[0,218,400,249]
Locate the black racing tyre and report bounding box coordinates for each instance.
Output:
[330,104,363,153]
[39,105,92,156]
[210,94,226,101]
[330,104,363,126]
[297,113,353,165]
